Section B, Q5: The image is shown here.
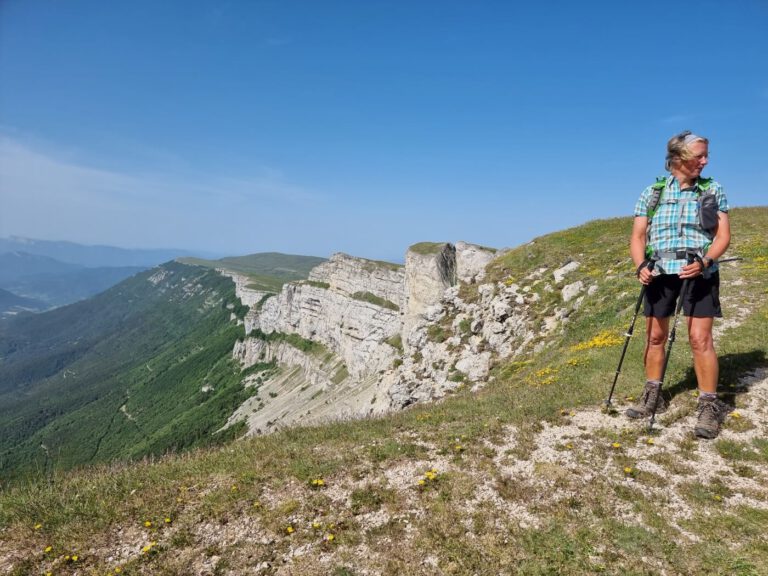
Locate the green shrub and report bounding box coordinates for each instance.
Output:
[351,291,399,311]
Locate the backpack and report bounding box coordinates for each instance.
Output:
[646,176,719,233]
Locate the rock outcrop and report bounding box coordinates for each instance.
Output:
[223,242,572,435]
[309,252,405,309]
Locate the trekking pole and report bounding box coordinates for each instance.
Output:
[604,259,655,412]
[647,254,695,432]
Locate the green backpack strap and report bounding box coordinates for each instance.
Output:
[647,176,667,218]
[697,176,714,191]
[644,177,668,259]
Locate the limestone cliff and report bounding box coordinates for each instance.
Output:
[223,241,582,434]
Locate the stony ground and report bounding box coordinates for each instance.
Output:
[6,368,764,575]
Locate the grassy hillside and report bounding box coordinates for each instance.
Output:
[1,208,766,575]
[179,252,327,292]
[0,261,251,481]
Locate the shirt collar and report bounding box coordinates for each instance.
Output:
[666,175,701,192]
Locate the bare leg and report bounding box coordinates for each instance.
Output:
[644,317,669,380]
[626,316,671,418]
[687,316,717,393]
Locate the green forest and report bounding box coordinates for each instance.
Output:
[0,262,254,481]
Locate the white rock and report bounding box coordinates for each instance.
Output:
[310,252,405,309]
[456,352,491,381]
[478,284,495,298]
[553,261,581,283]
[455,241,496,283]
[491,298,512,320]
[562,280,584,302]
[424,304,445,322]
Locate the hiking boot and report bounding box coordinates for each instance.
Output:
[694,396,726,439]
[625,380,668,419]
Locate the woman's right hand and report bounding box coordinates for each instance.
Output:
[637,265,654,285]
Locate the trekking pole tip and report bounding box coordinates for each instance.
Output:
[601,401,618,415]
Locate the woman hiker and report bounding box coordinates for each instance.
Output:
[627,130,731,439]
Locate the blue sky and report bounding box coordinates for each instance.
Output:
[1,0,766,261]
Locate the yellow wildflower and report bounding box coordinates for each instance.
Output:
[729,411,741,419]
[570,331,623,351]
[612,442,621,449]
[623,467,633,475]
[164,517,172,524]
[34,523,42,530]
[312,521,322,529]
[326,533,335,542]
[531,366,559,386]
[646,438,655,445]
[417,479,426,486]
[144,520,152,528]
[286,526,294,534]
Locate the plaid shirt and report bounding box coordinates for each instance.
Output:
[634,176,729,274]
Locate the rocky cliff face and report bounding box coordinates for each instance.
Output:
[224,242,582,434]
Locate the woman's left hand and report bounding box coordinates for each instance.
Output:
[679,260,705,279]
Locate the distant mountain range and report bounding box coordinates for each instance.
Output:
[0,236,213,268]
[0,287,46,314]
[0,236,220,315]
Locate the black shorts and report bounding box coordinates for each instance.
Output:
[644,272,722,319]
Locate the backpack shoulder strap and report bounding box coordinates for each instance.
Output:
[644,177,668,258]
[647,176,667,218]
[697,176,714,193]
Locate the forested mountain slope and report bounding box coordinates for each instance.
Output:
[0,262,250,479]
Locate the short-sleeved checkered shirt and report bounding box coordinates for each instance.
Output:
[634,176,729,275]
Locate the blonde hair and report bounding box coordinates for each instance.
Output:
[665,130,709,172]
